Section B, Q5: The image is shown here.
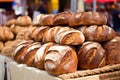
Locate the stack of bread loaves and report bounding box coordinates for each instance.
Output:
[6,16,32,36]
[0,16,33,57]
[0,26,14,55]
[12,11,120,76]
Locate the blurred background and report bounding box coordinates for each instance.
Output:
[0,0,120,26]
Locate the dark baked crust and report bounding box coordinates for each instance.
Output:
[104,36,120,65]
[78,25,116,42]
[78,41,106,69]
[69,12,107,27]
[53,11,72,26]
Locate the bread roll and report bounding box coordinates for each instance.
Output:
[14,40,33,63]
[35,42,55,69]
[24,42,41,67]
[44,45,78,75]
[78,41,105,69]
[55,28,85,45]
[53,11,72,26]
[16,27,35,40]
[16,16,32,26]
[104,36,120,65]
[0,26,14,41]
[30,26,49,42]
[5,19,17,27]
[69,12,107,27]
[33,14,54,26]
[78,25,116,42]
[10,24,28,35]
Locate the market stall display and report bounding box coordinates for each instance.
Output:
[1,11,120,80]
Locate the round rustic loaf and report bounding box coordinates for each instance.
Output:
[78,41,106,69]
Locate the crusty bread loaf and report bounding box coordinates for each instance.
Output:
[0,26,14,41]
[55,28,85,45]
[42,26,64,43]
[16,16,32,26]
[44,44,78,75]
[40,14,55,26]
[16,27,35,40]
[53,11,72,26]
[78,41,106,69]
[78,25,116,42]
[30,26,49,42]
[104,36,120,65]
[69,12,107,27]
[10,24,29,35]
[33,14,55,26]
[43,26,85,45]
[24,42,41,67]
[1,40,24,57]
[34,42,55,69]
[14,40,33,63]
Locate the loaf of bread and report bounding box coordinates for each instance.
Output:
[1,40,24,57]
[16,27,35,40]
[69,12,107,27]
[14,40,33,63]
[44,45,78,75]
[33,14,54,26]
[54,28,85,45]
[53,11,72,26]
[42,26,65,43]
[24,42,41,67]
[43,26,85,45]
[78,41,106,69]
[10,24,30,35]
[5,19,17,27]
[30,26,49,42]
[0,26,14,41]
[104,36,120,65]
[78,25,116,42]
[34,42,55,69]
[16,16,32,26]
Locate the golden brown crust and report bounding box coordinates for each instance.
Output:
[16,16,32,26]
[14,40,33,63]
[10,24,28,35]
[53,11,72,26]
[78,41,106,69]
[44,45,78,75]
[69,12,107,27]
[0,26,14,41]
[104,36,120,65]
[40,14,55,26]
[16,27,34,40]
[24,49,38,67]
[30,26,50,42]
[24,42,41,67]
[55,28,85,45]
[5,19,17,26]
[78,25,116,42]
[42,26,63,43]
[1,40,24,57]
[35,42,55,70]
